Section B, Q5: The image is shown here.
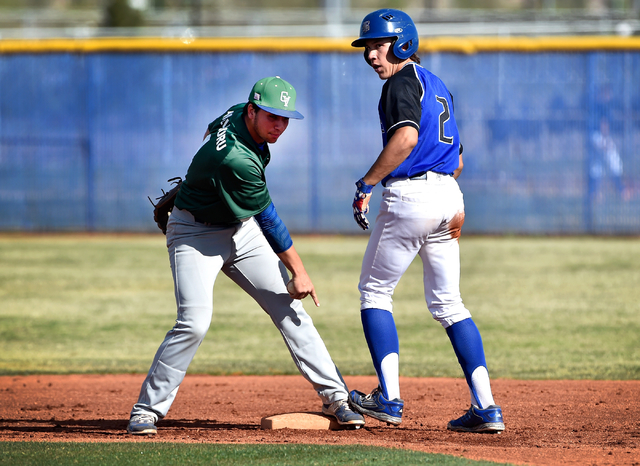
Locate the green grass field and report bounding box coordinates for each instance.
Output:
[1,233,638,465]
[1,234,638,379]
[0,442,512,466]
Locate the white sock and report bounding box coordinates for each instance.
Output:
[470,366,495,409]
[380,353,400,401]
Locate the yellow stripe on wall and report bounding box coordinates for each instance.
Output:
[1,36,640,54]
[421,36,640,54]
[0,37,352,54]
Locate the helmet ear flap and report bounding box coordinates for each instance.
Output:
[393,37,416,60]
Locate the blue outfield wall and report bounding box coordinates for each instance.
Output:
[1,45,639,234]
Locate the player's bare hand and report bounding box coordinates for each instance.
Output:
[286,278,320,307]
[353,178,374,230]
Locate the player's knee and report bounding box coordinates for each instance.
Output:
[173,309,212,342]
[430,303,471,328]
[359,290,393,312]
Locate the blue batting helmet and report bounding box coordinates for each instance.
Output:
[351,9,419,60]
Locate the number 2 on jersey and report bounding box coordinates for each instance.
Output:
[435,95,454,145]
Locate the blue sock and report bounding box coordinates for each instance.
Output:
[446,318,487,404]
[361,308,398,400]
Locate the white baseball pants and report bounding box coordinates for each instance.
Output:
[359,172,472,328]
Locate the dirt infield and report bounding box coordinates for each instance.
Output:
[1,375,638,465]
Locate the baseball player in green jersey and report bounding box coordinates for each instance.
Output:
[127,77,365,434]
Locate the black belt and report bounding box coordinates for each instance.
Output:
[193,215,238,227]
[383,171,453,187]
[409,171,429,180]
[193,216,212,225]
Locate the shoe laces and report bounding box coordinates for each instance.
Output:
[325,399,343,413]
[459,407,477,422]
[131,413,155,423]
[364,387,382,401]
[334,399,355,412]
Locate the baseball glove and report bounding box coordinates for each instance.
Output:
[148,177,182,234]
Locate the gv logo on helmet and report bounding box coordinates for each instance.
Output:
[361,20,370,34]
[280,91,291,108]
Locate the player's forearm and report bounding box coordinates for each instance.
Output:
[255,202,293,254]
[277,245,319,306]
[362,126,418,186]
[276,245,306,277]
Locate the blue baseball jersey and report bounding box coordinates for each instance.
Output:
[379,62,461,185]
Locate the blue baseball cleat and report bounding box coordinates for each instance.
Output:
[322,400,365,428]
[447,405,505,433]
[348,387,404,425]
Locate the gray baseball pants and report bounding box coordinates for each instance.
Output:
[131,207,349,421]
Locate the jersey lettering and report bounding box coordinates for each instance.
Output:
[215,111,234,151]
[435,95,453,145]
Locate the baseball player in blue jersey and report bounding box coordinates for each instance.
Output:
[347,9,505,433]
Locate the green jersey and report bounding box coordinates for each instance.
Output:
[175,104,273,224]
